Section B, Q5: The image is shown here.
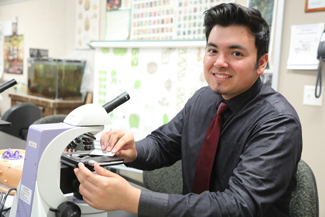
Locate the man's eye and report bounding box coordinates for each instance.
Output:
[208,49,217,54]
[233,52,243,57]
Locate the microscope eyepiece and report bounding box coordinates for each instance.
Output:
[0,79,17,93]
[102,92,130,113]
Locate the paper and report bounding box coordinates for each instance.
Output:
[307,0,325,9]
[90,149,115,156]
[104,9,130,40]
[3,20,12,36]
[75,0,100,49]
[287,23,325,70]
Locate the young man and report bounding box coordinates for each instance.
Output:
[74,3,302,216]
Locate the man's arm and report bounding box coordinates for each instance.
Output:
[134,114,302,217]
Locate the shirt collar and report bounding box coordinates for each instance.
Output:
[215,78,263,114]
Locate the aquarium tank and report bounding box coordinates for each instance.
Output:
[27,58,86,100]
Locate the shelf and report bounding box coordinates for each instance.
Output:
[89,39,206,48]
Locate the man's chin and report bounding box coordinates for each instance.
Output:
[211,87,225,95]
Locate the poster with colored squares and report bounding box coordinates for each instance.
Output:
[130,0,234,40]
[131,0,175,40]
[174,0,235,40]
[93,45,207,140]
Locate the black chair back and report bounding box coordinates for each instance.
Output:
[1,102,41,140]
[290,159,319,217]
[143,160,183,194]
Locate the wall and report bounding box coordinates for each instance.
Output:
[0,0,324,215]
[0,0,72,114]
[0,0,107,115]
[278,0,325,216]
[0,0,74,80]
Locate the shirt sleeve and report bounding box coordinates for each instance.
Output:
[126,93,192,170]
[133,113,302,217]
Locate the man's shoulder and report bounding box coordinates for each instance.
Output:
[183,86,219,111]
[258,84,299,119]
[192,86,218,99]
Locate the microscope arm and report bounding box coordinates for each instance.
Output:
[36,125,105,215]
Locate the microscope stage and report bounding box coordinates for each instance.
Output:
[61,150,124,170]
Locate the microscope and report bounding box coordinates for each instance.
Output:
[0,79,17,100]
[8,92,130,217]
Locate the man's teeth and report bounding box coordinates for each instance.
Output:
[215,74,230,78]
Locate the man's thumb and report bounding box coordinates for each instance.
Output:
[94,162,119,178]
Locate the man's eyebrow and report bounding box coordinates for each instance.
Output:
[206,42,217,48]
[206,43,248,51]
[229,45,248,50]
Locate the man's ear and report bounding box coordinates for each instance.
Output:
[257,53,269,75]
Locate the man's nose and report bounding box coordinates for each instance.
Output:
[213,54,228,68]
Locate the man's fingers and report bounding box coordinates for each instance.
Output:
[99,130,136,162]
[79,182,92,200]
[106,130,128,152]
[82,195,97,209]
[100,130,125,152]
[94,162,120,178]
[74,163,100,191]
[76,165,95,203]
[100,131,112,150]
[110,131,134,153]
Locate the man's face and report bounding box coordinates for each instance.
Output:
[203,25,268,100]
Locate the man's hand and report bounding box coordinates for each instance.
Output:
[74,162,140,213]
[100,130,137,163]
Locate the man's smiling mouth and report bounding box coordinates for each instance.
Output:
[213,73,231,79]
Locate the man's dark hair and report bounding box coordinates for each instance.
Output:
[204,3,270,68]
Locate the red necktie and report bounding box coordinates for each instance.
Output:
[192,102,229,194]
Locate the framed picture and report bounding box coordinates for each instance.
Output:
[305,0,325,12]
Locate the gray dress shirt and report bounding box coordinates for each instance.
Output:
[127,78,302,217]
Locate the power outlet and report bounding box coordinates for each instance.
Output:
[303,85,323,106]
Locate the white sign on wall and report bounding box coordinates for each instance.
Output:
[93,43,206,140]
[75,0,100,49]
[287,23,325,70]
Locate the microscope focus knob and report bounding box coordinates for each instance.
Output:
[55,201,81,217]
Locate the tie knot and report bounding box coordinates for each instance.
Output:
[217,102,229,115]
